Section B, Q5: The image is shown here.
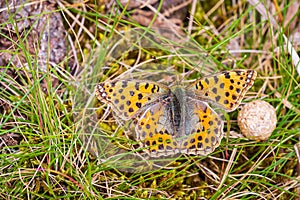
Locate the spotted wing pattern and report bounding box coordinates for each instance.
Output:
[96,80,169,120]
[179,100,223,155]
[135,103,178,157]
[189,70,257,111]
[95,69,257,157]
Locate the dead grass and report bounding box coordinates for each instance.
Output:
[0,0,300,199]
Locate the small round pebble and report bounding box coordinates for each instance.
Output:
[238,100,277,140]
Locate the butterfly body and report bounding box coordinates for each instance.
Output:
[96,69,257,157]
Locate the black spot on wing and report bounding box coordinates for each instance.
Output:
[135,82,140,90]
[214,76,219,83]
[224,72,230,79]
[197,81,204,90]
[138,93,143,100]
[121,81,128,88]
[211,136,216,143]
[158,144,164,150]
[205,78,209,84]
[136,102,142,108]
[197,142,203,148]
[212,87,217,94]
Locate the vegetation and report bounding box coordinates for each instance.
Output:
[0,0,299,199]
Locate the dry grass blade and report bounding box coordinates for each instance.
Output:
[248,0,300,76]
[0,0,299,199]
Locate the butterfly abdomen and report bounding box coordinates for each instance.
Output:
[169,91,182,135]
[171,86,190,137]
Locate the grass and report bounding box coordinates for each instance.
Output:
[0,0,300,199]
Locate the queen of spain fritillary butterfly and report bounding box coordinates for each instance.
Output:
[95,69,257,157]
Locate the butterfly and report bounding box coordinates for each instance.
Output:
[95,69,257,157]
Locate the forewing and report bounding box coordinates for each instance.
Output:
[95,80,169,120]
[189,69,257,111]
